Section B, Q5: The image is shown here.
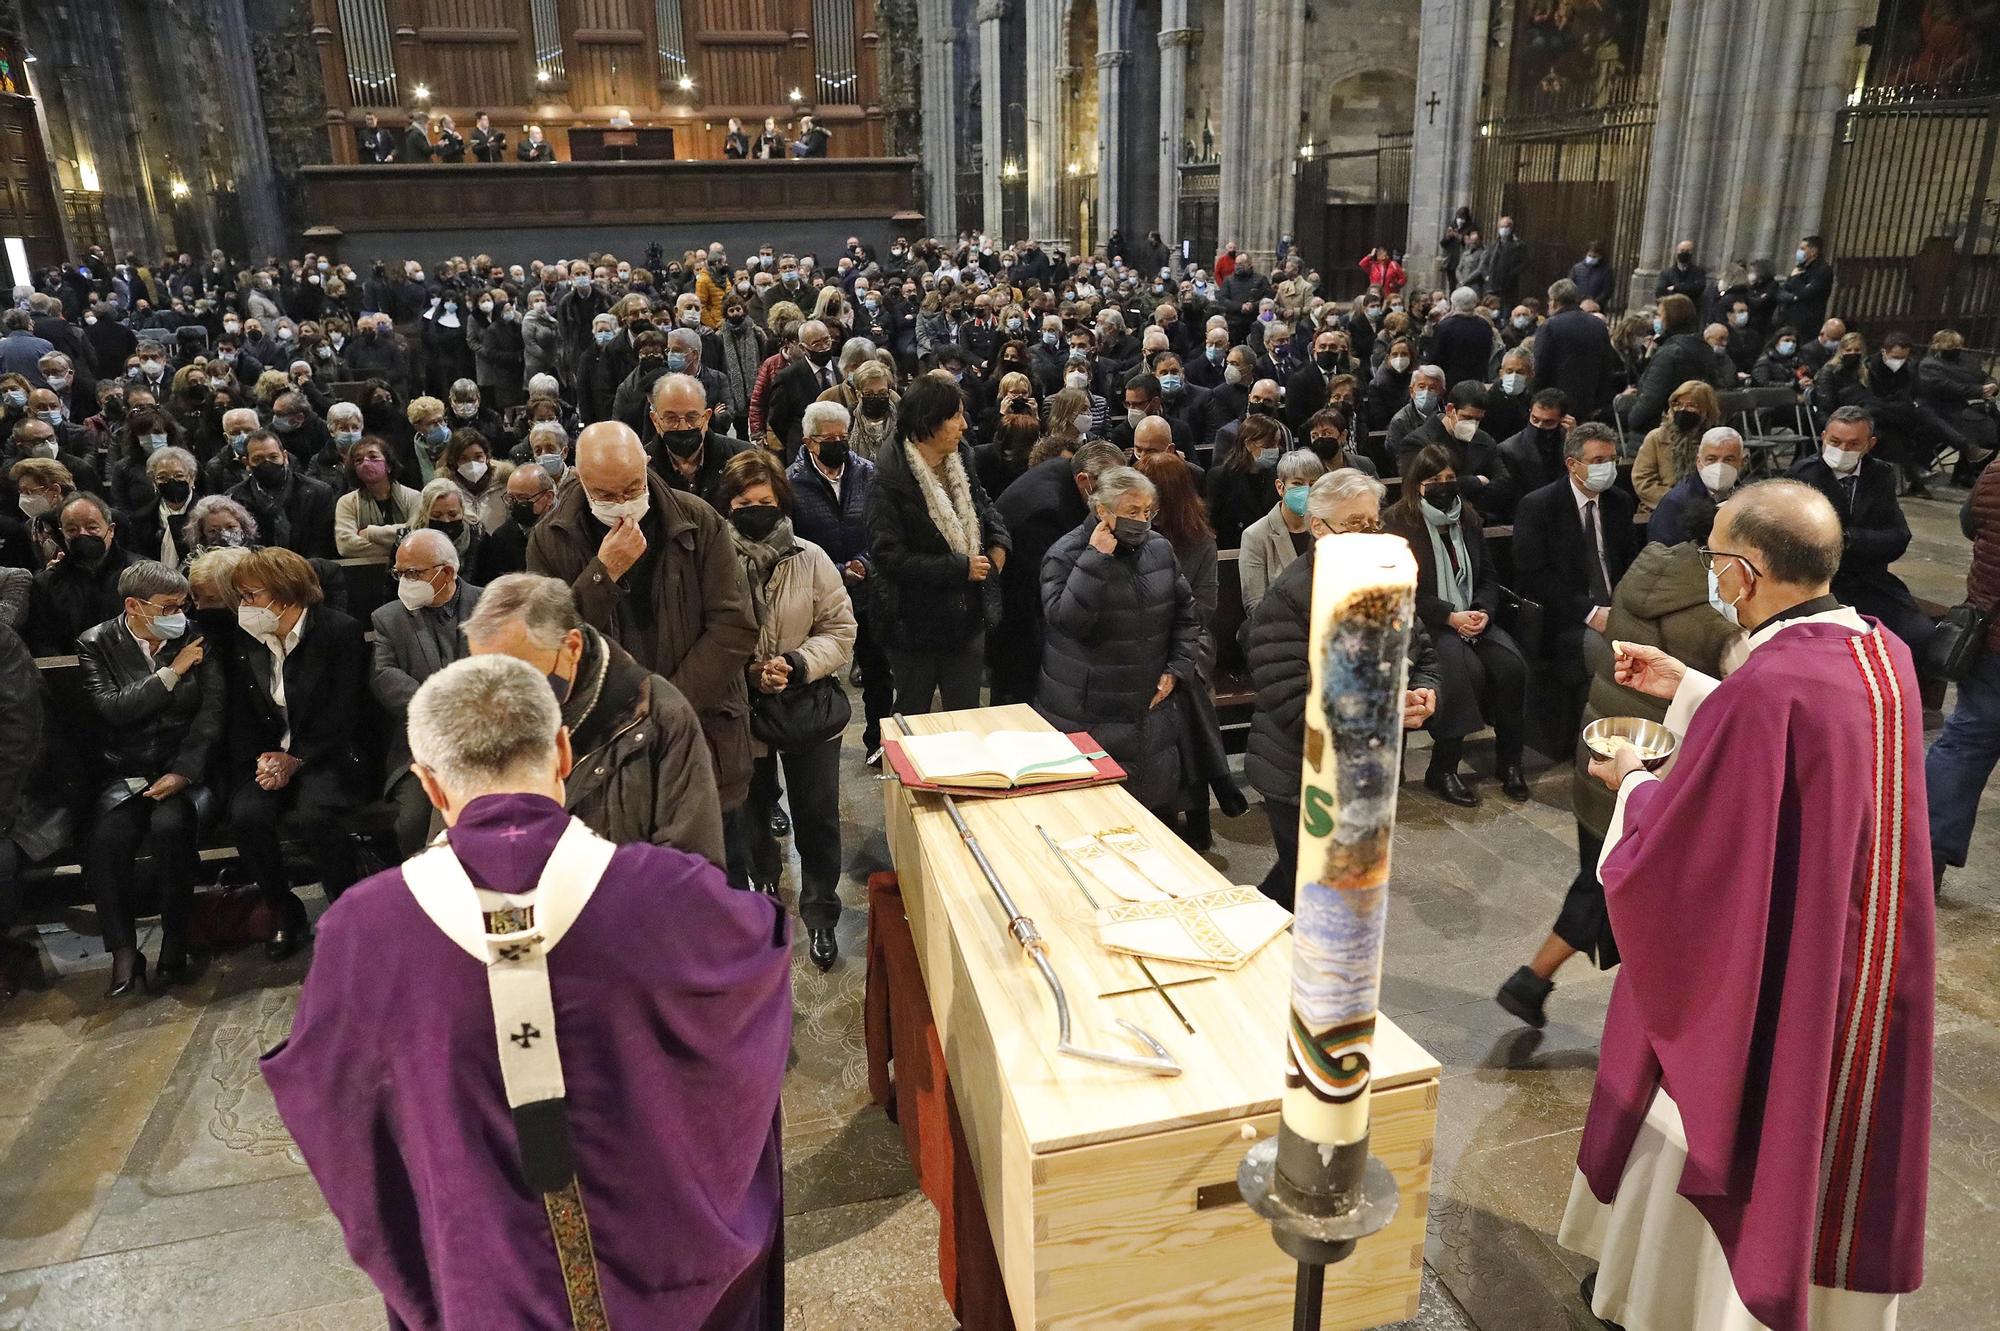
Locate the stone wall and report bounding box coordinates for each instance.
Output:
[877,0,923,157]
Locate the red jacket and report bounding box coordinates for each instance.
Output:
[1358,254,1406,295]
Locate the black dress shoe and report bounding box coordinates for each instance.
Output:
[153,946,203,988]
[106,950,148,999]
[1424,769,1480,807]
[1496,965,1554,1029]
[1579,1273,1626,1330]
[266,895,312,962]
[769,805,791,838]
[1501,764,1532,802]
[808,927,838,972]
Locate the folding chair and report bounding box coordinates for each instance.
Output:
[1725,386,1812,475]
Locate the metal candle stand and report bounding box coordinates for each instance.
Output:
[1238,1133,1399,1331]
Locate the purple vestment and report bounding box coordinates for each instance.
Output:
[262,793,793,1331]
[1581,623,1934,1331]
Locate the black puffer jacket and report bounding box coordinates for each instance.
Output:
[864,439,1009,655]
[1629,331,1726,429]
[1245,542,1442,804]
[1034,520,1201,808]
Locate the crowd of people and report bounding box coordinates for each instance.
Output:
[0,214,1994,1015]
[354,110,833,164]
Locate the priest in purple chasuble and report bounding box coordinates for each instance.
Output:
[1559,481,1934,1331]
[263,655,792,1331]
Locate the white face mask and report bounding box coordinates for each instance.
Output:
[1451,417,1479,443]
[1706,565,1743,627]
[1822,443,1863,474]
[1882,355,1907,372]
[1698,461,1740,494]
[1126,408,1147,429]
[236,604,283,640]
[1065,371,1090,391]
[1579,460,1617,493]
[398,574,439,611]
[589,492,650,526]
[458,459,489,484]
[1389,356,1411,373]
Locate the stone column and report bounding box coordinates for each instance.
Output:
[1096,47,1132,239]
[1156,5,1194,249]
[978,0,1011,237]
[918,0,959,235]
[1024,0,1064,243]
[1406,0,1487,287]
[212,0,286,258]
[1218,0,1306,266]
[1628,0,1867,307]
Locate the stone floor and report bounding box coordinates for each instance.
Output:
[1,490,1996,1330]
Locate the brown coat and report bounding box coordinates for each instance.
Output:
[528,471,758,807]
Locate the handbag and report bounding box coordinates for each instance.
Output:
[1493,583,1546,659]
[750,673,852,751]
[1922,599,1996,683]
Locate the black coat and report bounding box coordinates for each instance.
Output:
[216,605,369,787]
[1629,332,1726,431]
[1206,463,1272,551]
[1034,521,1201,808]
[76,615,224,785]
[1399,415,1512,522]
[1789,454,1914,615]
[28,544,135,654]
[1512,478,1639,631]
[0,625,41,836]
[228,470,337,559]
[1428,313,1495,393]
[863,439,1009,655]
[787,452,875,569]
[991,457,1087,701]
[1776,258,1833,334]
[1244,543,1441,804]
[1385,506,1502,630]
[1497,424,1569,505]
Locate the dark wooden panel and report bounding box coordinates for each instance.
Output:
[301,156,919,229]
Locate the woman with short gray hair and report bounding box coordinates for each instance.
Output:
[133,446,202,567]
[1239,449,1328,615]
[181,494,260,570]
[1035,466,1204,816]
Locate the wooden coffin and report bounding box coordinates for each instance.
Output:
[883,706,1442,1331]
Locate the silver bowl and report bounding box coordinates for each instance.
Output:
[1582,717,1678,770]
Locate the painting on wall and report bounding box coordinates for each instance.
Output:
[1868,0,2000,88]
[1509,0,1651,105]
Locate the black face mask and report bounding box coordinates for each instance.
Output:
[658,426,704,459]
[1672,409,1702,433]
[1534,422,1564,443]
[1316,351,1341,371]
[1004,396,1032,416]
[1843,353,1862,368]
[66,534,107,567]
[1422,481,1461,509]
[806,347,832,367]
[157,479,192,506]
[511,500,543,529]
[726,311,747,326]
[1247,402,1276,418]
[1111,515,1151,549]
[815,437,850,468]
[860,395,892,420]
[432,519,465,540]
[1308,435,1344,462]
[729,504,783,542]
[252,460,288,489]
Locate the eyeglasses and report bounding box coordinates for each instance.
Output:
[393,563,446,581]
[653,410,709,430]
[1330,520,1383,535]
[1697,547,1763,578]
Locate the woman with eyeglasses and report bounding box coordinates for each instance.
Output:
[1384,442,1529,808]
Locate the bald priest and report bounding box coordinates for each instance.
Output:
[263,654,791,1330]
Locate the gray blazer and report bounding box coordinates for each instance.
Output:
[1238,504,1304,618]
[369,578,483,795]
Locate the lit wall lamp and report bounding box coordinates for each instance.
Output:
[169,178,192,200]
[1065,161,1081,176]
[788,87,804,103]
[1299,141,1314,160]
[678,76,694,92]
[413,84,431,102]
[1002,160,1019,179]
[536,70,551,85]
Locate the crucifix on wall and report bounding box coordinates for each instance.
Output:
[1424,91,1442,125]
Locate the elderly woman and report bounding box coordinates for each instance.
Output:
[8,457,76,569]
[719,451,856,971]
[1035,465,1202,815]
[220,548,368,960]
[405,395,450,485]
[1631,379,1722,514]
[122,446,202,567]
[1246,469,1440,905]
[412,475,484,569]
[1238,448,1327,615]
[77,561,222,995]
[865,374,1009,714]
[441,428,510,533]
[29,494,137,654]
[1496,495,1745,1027]
[180,494,259,570]
[333,437,421,564]
[1383,443,1529,807]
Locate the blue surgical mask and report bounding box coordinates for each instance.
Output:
[425,424,450,446]
[1206,346,1224,364]
[1159,373,1183,393]
[595,329,615,345]
[334,429,362,448]
[1652,317,1664,336]
[1282,484,1309,517]
[535,452,566,477]
[1777,340,1797,356]
[1706,565,1741,626]
[1043,331,1060,348]
[1414,389,1437,412]
[665,351,688,373]
[1581,460,1618,492]
[1795,248,1807,266]
[148,611,189,640]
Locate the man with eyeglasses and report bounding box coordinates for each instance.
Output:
[1557,479,1933,1331]
[764,319,838,456]
[370,528,485,856]
[1245,468,1439,908]
[647,372,746,514]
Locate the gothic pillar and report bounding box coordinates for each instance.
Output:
[212,0,286,257]
[1156,7,1194,250]
[1096,47,1132,239]
[1218,0,1305,267]
[918,0,959,235]
[1406,0,1487,288]
[1024,0,1064,244]
[979,0,1011,237]
[1629,0,1866,307]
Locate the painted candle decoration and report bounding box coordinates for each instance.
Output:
[1279,532,1415,1214]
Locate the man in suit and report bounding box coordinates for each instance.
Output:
[1428,287,1494,392]
[1776,234,1834,336]
[468,111,505,163]
[402,112,434,163]
[1789,405,1936,652]
[1497,389,1575,506]
[1512,422,1639,685]
[1532,279,1617,422]
[228,429,337,559]
[371,529,484,857]
[1284,328,1348,434]
[1487,215,1527,308]
[764,320,839,458]
[356,112,397,163]
[221,548,370,959]
[1108,372,1196,456]
[1399,380,1513,520]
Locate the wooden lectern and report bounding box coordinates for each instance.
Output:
[568,127,676,162]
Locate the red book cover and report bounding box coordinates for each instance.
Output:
[883,730,1127,799]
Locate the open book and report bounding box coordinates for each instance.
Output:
[895,729,1103,789]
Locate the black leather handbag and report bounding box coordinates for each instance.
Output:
[750,673,852,751]
[1494,583,1546,659]
[1923,599,1995,684]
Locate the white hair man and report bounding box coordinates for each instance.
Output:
[263,653,791,1331]
[463,571,725,864]
[372,527,484,855]
[1648,425,1746,547]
